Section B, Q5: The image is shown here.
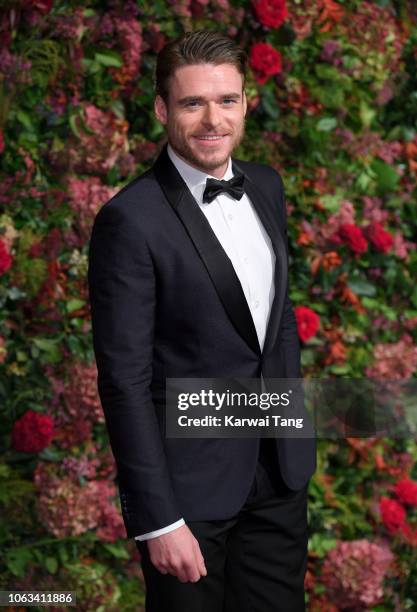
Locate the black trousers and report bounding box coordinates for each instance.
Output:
[136,439,309,612]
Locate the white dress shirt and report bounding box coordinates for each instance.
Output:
[135,143,275,541]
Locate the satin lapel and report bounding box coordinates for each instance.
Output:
[232,159,288,358]
[153,144,261,357]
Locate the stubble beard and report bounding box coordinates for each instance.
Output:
[166,118,246,173]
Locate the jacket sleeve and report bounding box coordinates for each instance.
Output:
[87,200,182,538]
[272,169,302,379]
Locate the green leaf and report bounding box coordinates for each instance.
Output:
[69,112,82,138]
[411,286,417,308]
[405,310,417,318]
[312,84,346,109]
[260,91,279,119]
[328,364,351,375]
[316,117,337,132]
[66,299,85,313]
[109,99,126,120]
[58,546,69,564]
[370,158,400,192]
[45,556,58,574]
[361,296,380,309]
[347,278,376,296]
[308,533,337,558]
[81,57,101,75]
[5,548,32,577]
[8,286,26,300]
[359,100,376,128]
[95,51,123,68]
[32,337,58,351]
[315,64,340,81]
[31,337,61,364]
[39,447,63,462]
[0,464,11,478]
[318,194,342,212]
[356,171,373,191]
[102,543,129,559]
[16,110,33,130]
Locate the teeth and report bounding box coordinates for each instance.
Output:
[197,136,223,140]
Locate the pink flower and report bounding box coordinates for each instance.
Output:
[366,334,417,379]
[34,462,125,540]
[48,360,104,431]
[67,176,118,243]
[391,231,416,260]
[321,539,394,609]
[48,103,129,176]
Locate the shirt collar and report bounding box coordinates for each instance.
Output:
[167,142,234,204]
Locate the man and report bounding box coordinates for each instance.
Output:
[88,29,316,612]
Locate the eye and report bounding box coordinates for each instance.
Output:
[223,99,237,104]
[185,100,200,107]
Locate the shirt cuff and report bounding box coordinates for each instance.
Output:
[134,518,186,541]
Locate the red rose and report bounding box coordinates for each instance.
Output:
[365,221,393,253]
[393,478,417,507]
[0,239,12,275]
[338,223,368,254]
[252,0,288,29]
[401,522,417,547]
[379,497,406,534]
[249,42,282,85]
[12,410,54,453]
[294,305,320,342]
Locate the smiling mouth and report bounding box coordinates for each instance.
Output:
[193,134,228,142]
[193,134,228,147]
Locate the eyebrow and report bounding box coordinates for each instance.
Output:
[177,92,242,105]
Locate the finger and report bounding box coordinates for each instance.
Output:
[149,555,169,575]
[197,556,207,577]
[186,560,202,583]
[178,559,200,583]
[193,541,207,577]
[175,567,190,583]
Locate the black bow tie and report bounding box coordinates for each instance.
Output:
[202,172,245,204]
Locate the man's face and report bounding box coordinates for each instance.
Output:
[154,63,247,178]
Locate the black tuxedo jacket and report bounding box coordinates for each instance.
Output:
[87,142,316,538]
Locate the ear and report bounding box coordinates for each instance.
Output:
[242,90,247,117]
[154,95,168,125]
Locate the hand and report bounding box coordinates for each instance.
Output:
[146,524,207,583]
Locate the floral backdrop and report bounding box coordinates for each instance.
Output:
[1,0,417,610]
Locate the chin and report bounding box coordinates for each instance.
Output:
[196,153,229,169]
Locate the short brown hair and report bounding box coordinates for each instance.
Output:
[155,29,247,106]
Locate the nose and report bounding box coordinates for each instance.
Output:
[201,102,221,129]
